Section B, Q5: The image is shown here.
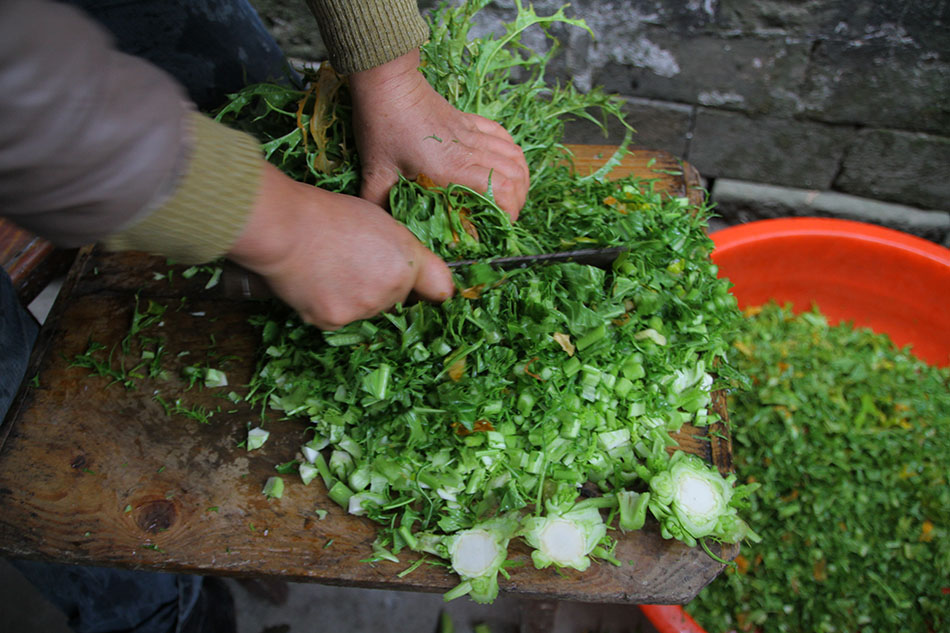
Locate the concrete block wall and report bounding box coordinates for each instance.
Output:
[248,0,950,245]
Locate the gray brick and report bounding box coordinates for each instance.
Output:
[711,179,950,243]
[717,0,948,49]
[591,30,810,119]
[800,40,950,135]
[562,97,692,158]
[717,0,839,33]
[690,109,850,189]
[836,129,950,212]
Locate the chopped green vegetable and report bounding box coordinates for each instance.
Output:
[520,501,608,572]
[204,267,223,289]
[262,476,284,499]
[299,462,319,486]
[183,366,228,388]
[203,368,228,388]
[688,303,950,633]
[220,0,750,604]
[647,452,758,548]
[617,490,650,531]
[247,427,269,451]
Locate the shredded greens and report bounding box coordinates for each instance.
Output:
[217,0,751,602]
[687,303,950,632]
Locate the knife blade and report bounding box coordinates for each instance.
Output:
[220,246,628,300]
[446,246,628,271]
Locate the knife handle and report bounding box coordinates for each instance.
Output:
[220,262,274,300]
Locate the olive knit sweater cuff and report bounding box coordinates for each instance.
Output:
[103,111,264,265]
[305,0,430,74]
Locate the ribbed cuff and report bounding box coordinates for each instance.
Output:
[306,0,430,74]
[103,112,264,265]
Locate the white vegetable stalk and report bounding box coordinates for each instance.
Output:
[433,515,519,604]
[536,519,586,566]
[347,491,386,516]
[675,472,719,523]
[648,452,758,548]
[450,530,503,578]
[520,504,607,572]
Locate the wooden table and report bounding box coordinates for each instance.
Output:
[0,147,737,605]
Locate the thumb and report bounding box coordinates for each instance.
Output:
[410,243,454,303]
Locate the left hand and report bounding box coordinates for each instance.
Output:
[348,49,529,221]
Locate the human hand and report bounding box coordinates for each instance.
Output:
[228,163,454,329]
[349,49,529,221]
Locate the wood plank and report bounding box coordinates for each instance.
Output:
[0,148,736,604]
[566,144,706,207]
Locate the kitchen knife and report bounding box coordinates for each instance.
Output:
[220,246,628,300]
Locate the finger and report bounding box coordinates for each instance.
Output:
[463,121,530,206]
[465,129,528,169]
[469,113,516,143]
[359,163,399,209]
[410,244,454,303]
[491,174,527,222]
[463,122,528,173]
[448,160,527,221]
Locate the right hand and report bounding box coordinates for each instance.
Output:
[227,163,454,330]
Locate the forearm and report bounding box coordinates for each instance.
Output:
[0,0,264,264]
[103,112,264,264]
[0,0,188,247]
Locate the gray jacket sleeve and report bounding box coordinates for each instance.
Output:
[0,0,190,247]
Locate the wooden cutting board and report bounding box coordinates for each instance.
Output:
[0,146,737,604]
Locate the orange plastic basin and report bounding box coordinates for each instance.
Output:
[710,217,950,367]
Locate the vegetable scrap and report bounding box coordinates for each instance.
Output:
[687,303,950,632]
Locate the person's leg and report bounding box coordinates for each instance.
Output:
[0,268,38,421]
[9,560,203,633]
[60,0,300,109]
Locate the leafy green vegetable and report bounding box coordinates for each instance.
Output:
[218,0,750,603]
[418,513,520,603]
[520,500,608,572]
[647,451,758,549]
[687,303,950,632]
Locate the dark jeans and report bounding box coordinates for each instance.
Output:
[6,2,297,630]
[10,560,202,633]
[61,0,300,110]
[0,268,38,421]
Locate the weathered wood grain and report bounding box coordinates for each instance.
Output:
[0,148,736,604]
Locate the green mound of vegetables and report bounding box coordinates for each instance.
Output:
[220,0,755,602]
[687,303,950,632]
